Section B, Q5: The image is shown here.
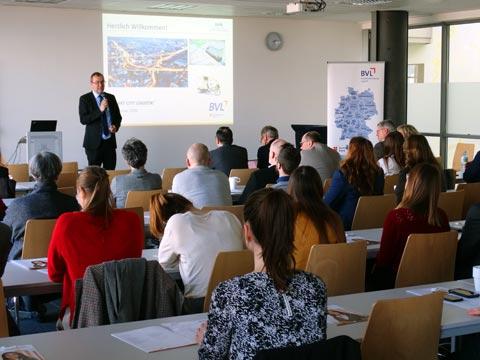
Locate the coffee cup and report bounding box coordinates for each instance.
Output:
[473,265,480,291]
[229,176,240,191]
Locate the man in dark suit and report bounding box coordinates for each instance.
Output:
[209,127,248,176]
[236,139,285,204]
[257,126,278,169]
[79,72,122,170]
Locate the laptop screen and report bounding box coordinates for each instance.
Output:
[30,120,57,132]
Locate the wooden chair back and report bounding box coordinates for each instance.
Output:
[203,250,254,312]
[201,205,244,224]
[361,292,443,360]
[58,186,76,197]
[7,163,29,182]
[395,230,458,288]
[383,174,399,194]
[452,142,475,171]
[61,161,78,174]
[56,172,77,188]
[22,218,57,259]
[229,168,257,185]
[351,194,396,230]
[456,182,480,218]
[125,189,164,211]
[0,280,8,337]
[106,169,130,184]
[306,241,367,296]
[323,178,332,194]
[161,167,186,191]
[438,191,464,221]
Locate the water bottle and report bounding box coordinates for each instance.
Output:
[461,151,468,174]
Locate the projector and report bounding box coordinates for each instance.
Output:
[286,1,326,14]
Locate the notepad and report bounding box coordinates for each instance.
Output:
[111,319,205,353]
[0,345,45,359]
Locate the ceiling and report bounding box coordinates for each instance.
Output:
[1,0,480,22]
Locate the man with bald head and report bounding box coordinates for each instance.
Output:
[237,139,286,204]
[172,143,232,208]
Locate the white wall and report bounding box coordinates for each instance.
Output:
[0,6,363,173]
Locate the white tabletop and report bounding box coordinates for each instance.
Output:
[15,181,35,192]
[345,228,382,259]
[0,280,479,359]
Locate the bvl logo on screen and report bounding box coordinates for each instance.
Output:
[360,67,379,82]
[209,101,227,112]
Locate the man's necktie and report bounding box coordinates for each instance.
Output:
[98,95,109,137]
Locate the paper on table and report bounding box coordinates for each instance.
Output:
[111,319,205,353]
[327,305,369,326]
[11,258,48,274]
[407,287,480,310]
[0,345,45,359]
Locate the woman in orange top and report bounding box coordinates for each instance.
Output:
[288,166,346,269]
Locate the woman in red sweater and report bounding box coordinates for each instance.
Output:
[374,162,450,289]
[48,166,143,327]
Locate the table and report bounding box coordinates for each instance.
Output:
[2,249,179,298]
[345,228,381,259]
[1,280,479,359]
[2,198,14,207]
[15,182,35,193]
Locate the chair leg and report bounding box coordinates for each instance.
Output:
[13,296,20,325]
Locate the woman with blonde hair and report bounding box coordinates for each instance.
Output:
[375,163,450,288]
[396,124,419,140]
[48,166,144,327]
[152,192,243,314]
[324,137,384,230]
[288,166,345,269]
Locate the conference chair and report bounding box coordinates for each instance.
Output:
[306,241,367,296]
[201,205,244,224]
[0,280,8,338]
[203,250,254,312]
[456,182,480,218]
[61,161,78,174]
[7,163,29,182]
[395,230,458,288]
[161,167,186,191]
[56,172,77,188]
[22,218,57,259]
[125,189,164,212]
[323,178,332,194]
[351,194,396,230]
[438,190,465,221]
[452,142,475,172]
[229,168,257,185]
[58,186,76,197]
[361,292,443,360]
[383,174,399,194]
[106,169,130,184]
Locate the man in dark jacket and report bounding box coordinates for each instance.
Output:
[209,127,248,176]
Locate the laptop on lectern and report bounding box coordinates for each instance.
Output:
[30,120,57,132]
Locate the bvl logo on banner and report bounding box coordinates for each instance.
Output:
[327,62,385,157]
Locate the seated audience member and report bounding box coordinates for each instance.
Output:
[271,143,300,190]
[110,138,162,208]
[197,188,327,359]
[0,199,5,221]
[0,223,11,276]
[237,139,285,204]
[374,163,450,289]
[373,120,396,160]
[455,203,480,279]
[257,126,279,169]
[299,131,340,183]
[155,193,243,314]
[173,143,232,208]
[396,124,419,141]
[48,166,144,327]
[4,152,80,260]
[0,159,14,199]
[377,131,405,176]
[149,192,193,240]
[395,134,446,203]
[463,151,480,183]
[288,166,346,270]
[209,127,248,176]
[324,137,384,231]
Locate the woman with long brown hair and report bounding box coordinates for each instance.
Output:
[394,134,446,203]
[324,137,384,230]
[197,188,327,359]
[375,163,450,288]
[48,166,144,327]
[288,166,346,269]
[377,131,405,176]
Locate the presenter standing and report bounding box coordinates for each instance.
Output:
[79,72,122,170]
